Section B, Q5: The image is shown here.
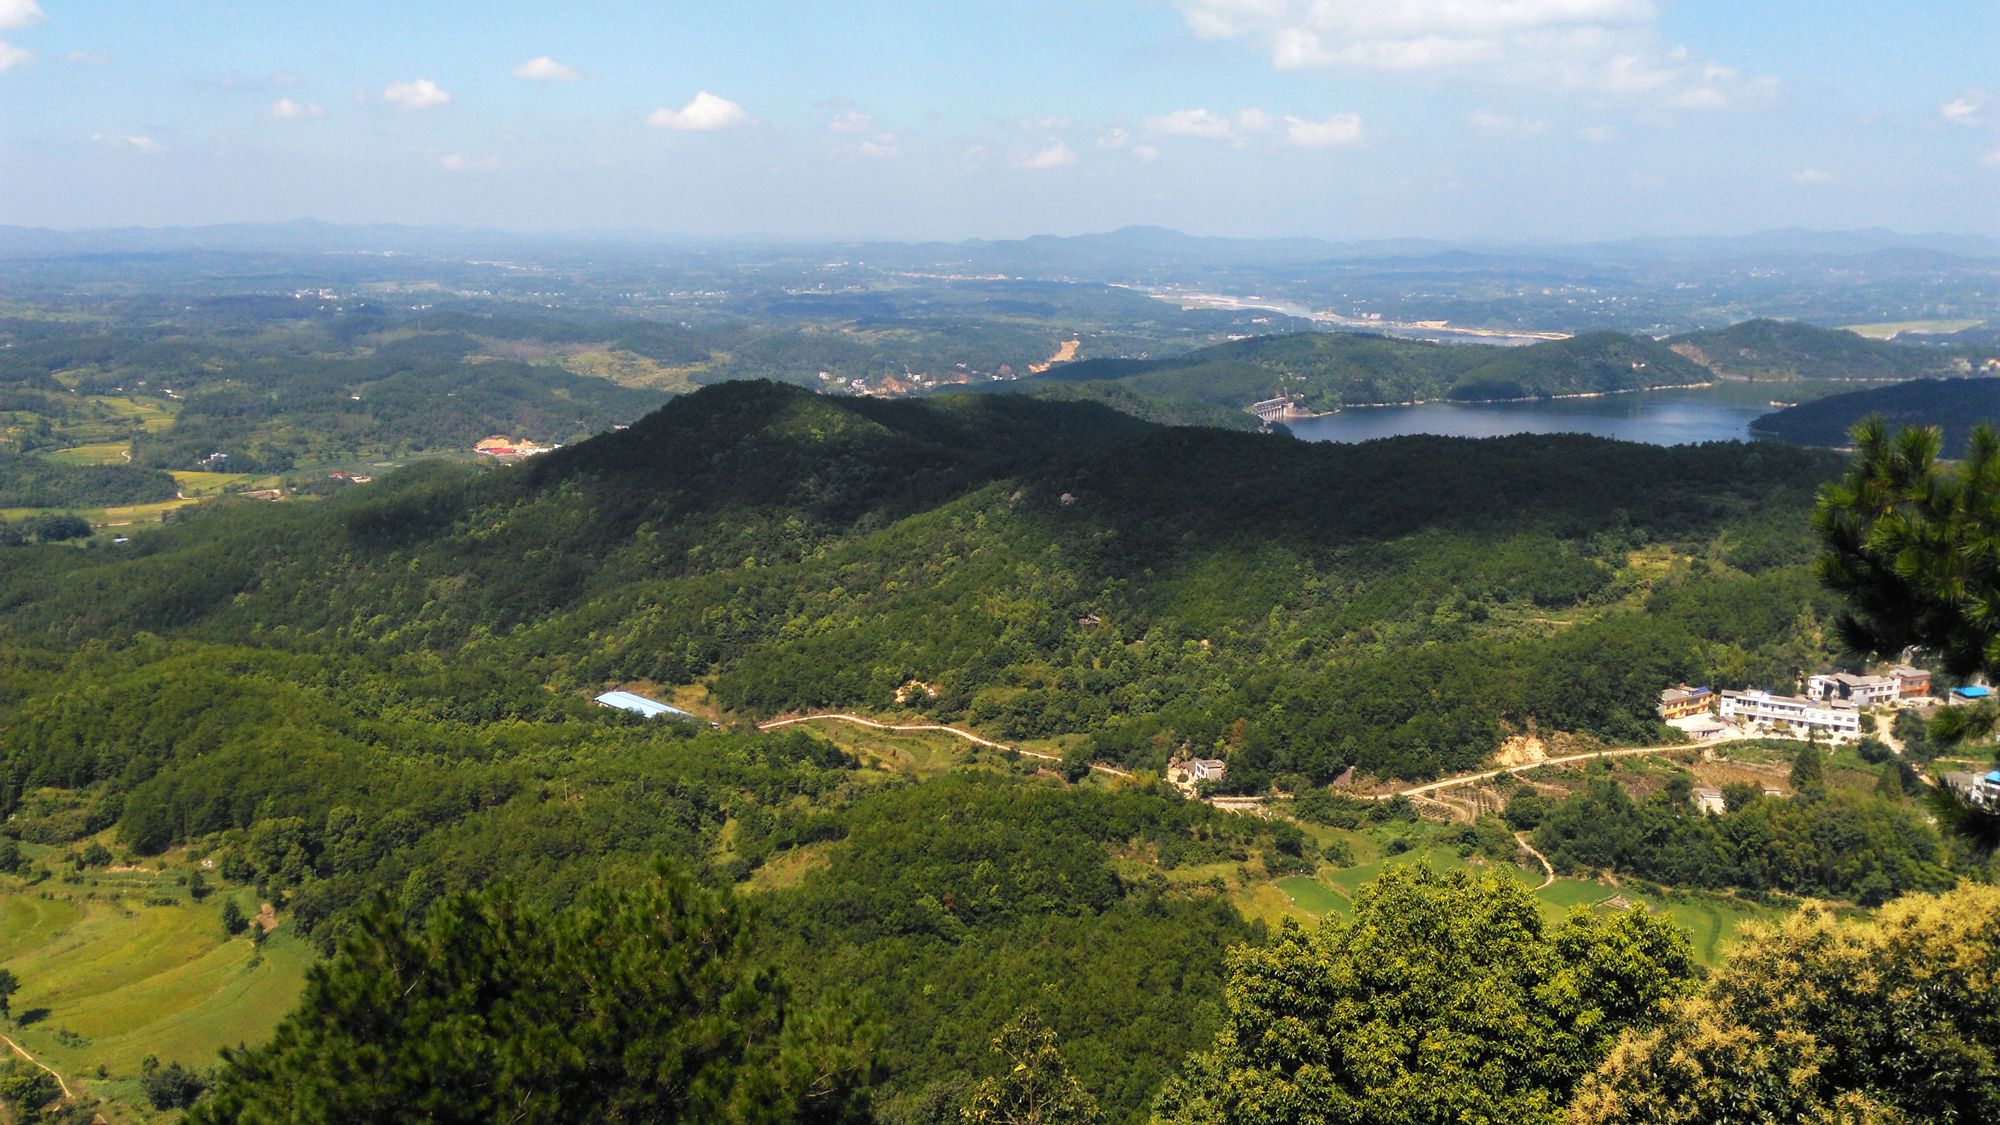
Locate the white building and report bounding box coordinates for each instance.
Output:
[1806,672,1899,707]
[1718,689,1861,739]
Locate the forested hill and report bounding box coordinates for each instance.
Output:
[3,381,1843,789]
[1751,377,2000,453]
[1667,318,1970,381]
[1015,329,1709,413]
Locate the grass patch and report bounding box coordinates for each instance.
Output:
[0,871,311,1100]
[39,442,131,467]
[1273,875,1350,919]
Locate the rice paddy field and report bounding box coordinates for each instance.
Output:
[0,858,311,1121]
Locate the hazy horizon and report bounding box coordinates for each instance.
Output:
[1,1,1995,240]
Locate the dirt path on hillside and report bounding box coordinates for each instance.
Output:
[1516,832,1555,890]
[1386,742,1701,799]
[756,713,1134,778]
[1,1032,75,1102]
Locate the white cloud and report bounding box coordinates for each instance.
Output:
[511,55,580,82]
[382,78,451,111]
[1284,111,1365,147]
[1097,127,1132,150]
[0,0,42,31]
[1980,148,2000,170]
[93,133,164,154]
[646,91,750,131]
[827,110,874,134]
[1132,143,1162,162]
[1469,109,1550,137]
[440,153,499,172]
[1794,168,1833,184]
[1941,93,1985,126]
[1234,107,1275,132]
[1577,123,1618,142]
[268,97,324,121]
[0,39,27,72]
[1014,140,1079,169]
[1146,107,1237,138]
[1175,0,1771,107]
[1019,114,1073,130]
[65,49,110,65]
[833,130,900,160]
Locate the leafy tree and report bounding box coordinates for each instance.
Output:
[1151,865,1696,1125]
[140,1055,206,1110]
[0,1058,61,1124]
[0,968,17,1019]
[218,899,247,937]
[960,1009,1102,1125]
[1789,743,1825,795]
[1813,418,2000,847]
[190,862,874,1124]
[1571,882,2000,1123]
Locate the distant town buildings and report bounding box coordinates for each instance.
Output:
[1891,666,1930,698]
[1691,786,1728,815]
[1718,689,1861,740]
[474,435,557,461]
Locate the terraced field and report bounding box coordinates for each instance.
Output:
[0,866,310,1117]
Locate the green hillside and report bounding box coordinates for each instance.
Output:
[1751,377,2000,452]
[1668,318,1969,381]
[1024,329,1709,413]
[0,381,1978,1122]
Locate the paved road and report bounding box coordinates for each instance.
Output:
[756,713,1134,778]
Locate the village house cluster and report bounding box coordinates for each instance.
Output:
[1657,665,1945,744]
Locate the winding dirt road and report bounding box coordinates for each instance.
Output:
[756,713,1134,778]
[1,1032,75,1102]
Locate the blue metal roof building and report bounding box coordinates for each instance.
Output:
[594,690,699,721]
[1952,685,1992,700]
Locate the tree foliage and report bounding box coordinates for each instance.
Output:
[1151,865,1696,1125]
[1571,882,2000,1124]
[191,863,875,1124]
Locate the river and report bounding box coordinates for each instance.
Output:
[1284,382,1784,447]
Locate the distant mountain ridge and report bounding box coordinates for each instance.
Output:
[3,221,1995,264]
[1752,378,2000,454]
[1669,319,1973,381]
[1009,328,1710,414]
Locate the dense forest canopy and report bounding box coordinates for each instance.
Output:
[0,382,1846,788]
[1751,377,2000,454]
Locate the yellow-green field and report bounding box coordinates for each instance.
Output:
[1262,845,1778,966]
[3,498,207,528]
[0,864,310,1119]
[1841,318,1984,339]
[41,443,132,467]
[169,470,284,497]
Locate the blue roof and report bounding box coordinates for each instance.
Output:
[1986,770,2000,784]
[1953,685,1993,698]
[594,690,696,720]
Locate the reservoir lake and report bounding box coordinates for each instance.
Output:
[1286,381,1785,447]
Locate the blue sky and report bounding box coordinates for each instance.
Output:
[0,0,1994,239]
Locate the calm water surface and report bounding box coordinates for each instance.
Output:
[1286,383,1780,447]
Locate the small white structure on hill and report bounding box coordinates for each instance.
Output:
[594,690,707,723]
